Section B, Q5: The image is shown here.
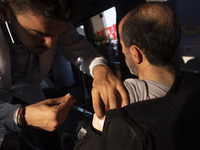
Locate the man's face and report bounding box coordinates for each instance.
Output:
[120,39,138,76]
[10,12,68,54]
[119,20,138,76]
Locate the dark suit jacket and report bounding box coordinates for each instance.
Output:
[74,74,200,150]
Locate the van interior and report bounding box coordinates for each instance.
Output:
[40,0,200,148]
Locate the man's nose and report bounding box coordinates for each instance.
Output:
[43,36,57,49]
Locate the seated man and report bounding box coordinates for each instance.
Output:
[73,2,196,150]
[92,1,180,130]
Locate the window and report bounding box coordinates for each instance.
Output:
[90,7,120,77]
[75,7,121,78]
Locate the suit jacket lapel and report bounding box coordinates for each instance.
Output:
[0,28,11,91]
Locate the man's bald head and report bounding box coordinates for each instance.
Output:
[120,2,180,66]
[133,3,173,24]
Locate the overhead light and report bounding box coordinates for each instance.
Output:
[146,0,168,2]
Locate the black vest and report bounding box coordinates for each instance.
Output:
[74,74,200,150]
[101,74,200,150]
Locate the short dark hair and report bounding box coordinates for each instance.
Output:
[6,0,71,21]
[121,3,181,66]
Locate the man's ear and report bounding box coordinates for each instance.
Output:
[0,1,9,21]
[130,45,143,64]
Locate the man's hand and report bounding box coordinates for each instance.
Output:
[92,65,129,119]
[25,94,76,131]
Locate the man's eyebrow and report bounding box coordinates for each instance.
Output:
[30,29,52,36]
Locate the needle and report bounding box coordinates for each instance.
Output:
[57,101,93,116]
[71,105,93,116]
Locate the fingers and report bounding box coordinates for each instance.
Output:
[92,80,129,118]
[108,88,118,109]
[51,93,72,105]
[116,83,129,107]
[92,89,105,119]
[53,94,76,127]
[92,65,129,119]
[58,94,76,111]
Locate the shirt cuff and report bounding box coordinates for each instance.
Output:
[13,107,21,132]
[89,57,107,77]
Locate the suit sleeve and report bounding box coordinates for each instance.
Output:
[0,103,22,133]
[57,23,107,76]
